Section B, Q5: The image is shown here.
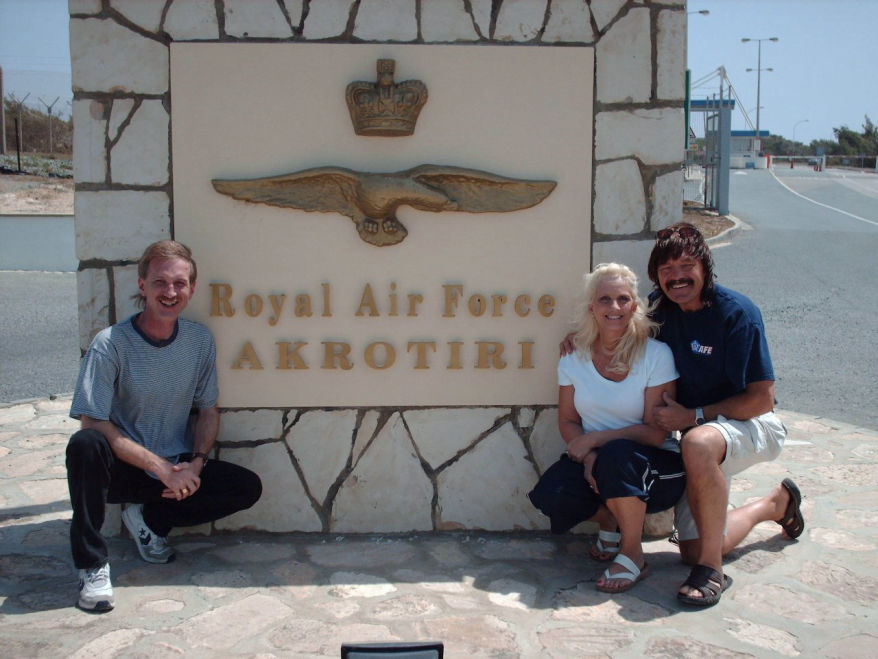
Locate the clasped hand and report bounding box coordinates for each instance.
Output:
[653,391,693,432]
[161,461,201,500]
[566,434,599,493]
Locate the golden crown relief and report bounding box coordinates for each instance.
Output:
[212,59,556,246]
[345,59,428,136]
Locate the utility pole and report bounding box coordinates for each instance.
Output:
[9,92,29,163]
[0,65,6,155]
[39,96,61,154]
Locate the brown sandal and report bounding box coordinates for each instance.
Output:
[677,564,732,607]
[777,478,805,539]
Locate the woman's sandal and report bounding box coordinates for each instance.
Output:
[596,554,650,593]
[589,529,621,561]
[677,564,733,607]
[777,477,805,539]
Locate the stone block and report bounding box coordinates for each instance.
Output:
[643,507,674,537]
[494,1,546,42]
[595,108,685,165]
[219,409,285,444]
[110,100,169,186]
[224,0,294,38]
[174,593,294,651]
[165,0,219,40]
[594,159,646,235]
[302,1,354,39]
[111,0,165,32]
[470,0,492,37]
[108,98,136,142]
[72,100,106,184]
[353,410,381,464]
[75,190,170,261]
[544,0,595,43]
[591,239,656,293]
[70,0,102,15]
[405,407,508,469]
[590,0,627,32]
[70,18,169,94]
[282,1,305,26]
[215,442,321,532]
[76,268,110,350]
[596,7,650,104]
[355,0,417,42]
[650,169,683,230]
[529,408,563,474]
[332,413,433,532]
[657,9,686,100]
[436,422,545,530]
[101,503,122,537]
[517,407,536,429]
[420,1,479,42]
[113,264,140,323]
[287,409,359,504]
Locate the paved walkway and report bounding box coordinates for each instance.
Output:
[1,396,876,657]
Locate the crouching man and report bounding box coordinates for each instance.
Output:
[67,240,262,612]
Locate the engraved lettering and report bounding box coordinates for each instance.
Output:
[356,283,380,317]
[364,341,396,369]
[443,284,463,317]
[210,283,235,317]
[244,294,263,317]
[322,341,354,369]
[232,341,264,370]
[407,341,436,369]
[277,341,308,369]
[268,294,286,326]
[475,341,506,369]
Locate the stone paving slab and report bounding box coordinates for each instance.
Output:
[1,396,877,657]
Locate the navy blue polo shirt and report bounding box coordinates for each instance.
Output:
[650,284,775,409]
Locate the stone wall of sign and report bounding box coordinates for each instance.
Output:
[69,0,685,534]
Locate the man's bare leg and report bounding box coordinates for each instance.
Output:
[680,481,796,567]
[678,426,727,599]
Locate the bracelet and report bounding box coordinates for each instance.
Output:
[192,452,210,465]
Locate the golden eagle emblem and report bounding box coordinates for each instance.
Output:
[212,165,556,246]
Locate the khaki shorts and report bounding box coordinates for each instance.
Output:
[674,411,786,541]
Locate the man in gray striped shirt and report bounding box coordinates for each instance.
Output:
[66,240,262,612]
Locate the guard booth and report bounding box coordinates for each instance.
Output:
[689,99,731,216]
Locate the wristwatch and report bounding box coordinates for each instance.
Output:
[192,451,210,465]
[695,407,706,425]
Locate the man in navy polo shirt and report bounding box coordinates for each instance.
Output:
[648,223,803,607]
[66,240,262,612]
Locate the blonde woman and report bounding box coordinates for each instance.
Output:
[529,263,686,592]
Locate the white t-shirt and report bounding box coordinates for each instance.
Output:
[558,338,678,450]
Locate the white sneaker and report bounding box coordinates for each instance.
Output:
[122,504,176,564]
[77,563,114,611]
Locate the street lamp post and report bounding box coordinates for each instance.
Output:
[741,36,778,151]
[793,119,809,145]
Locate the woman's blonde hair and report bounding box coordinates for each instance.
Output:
[571,262,659,374]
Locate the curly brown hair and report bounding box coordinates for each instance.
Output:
[647,222,715,306]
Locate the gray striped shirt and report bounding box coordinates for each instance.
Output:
[70,315,218,459]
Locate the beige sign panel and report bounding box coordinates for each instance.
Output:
[171,43,593,407]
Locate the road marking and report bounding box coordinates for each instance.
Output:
[770,170,878,227]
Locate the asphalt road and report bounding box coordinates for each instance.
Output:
[712,167,878,430]
[0,270,80,403]
[2,167,876,431]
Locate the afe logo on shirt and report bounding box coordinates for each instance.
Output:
[690,340,714,356]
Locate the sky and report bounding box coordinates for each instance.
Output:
[687,0,878,144]
[1,0,876,144]
[0,0,71,118]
